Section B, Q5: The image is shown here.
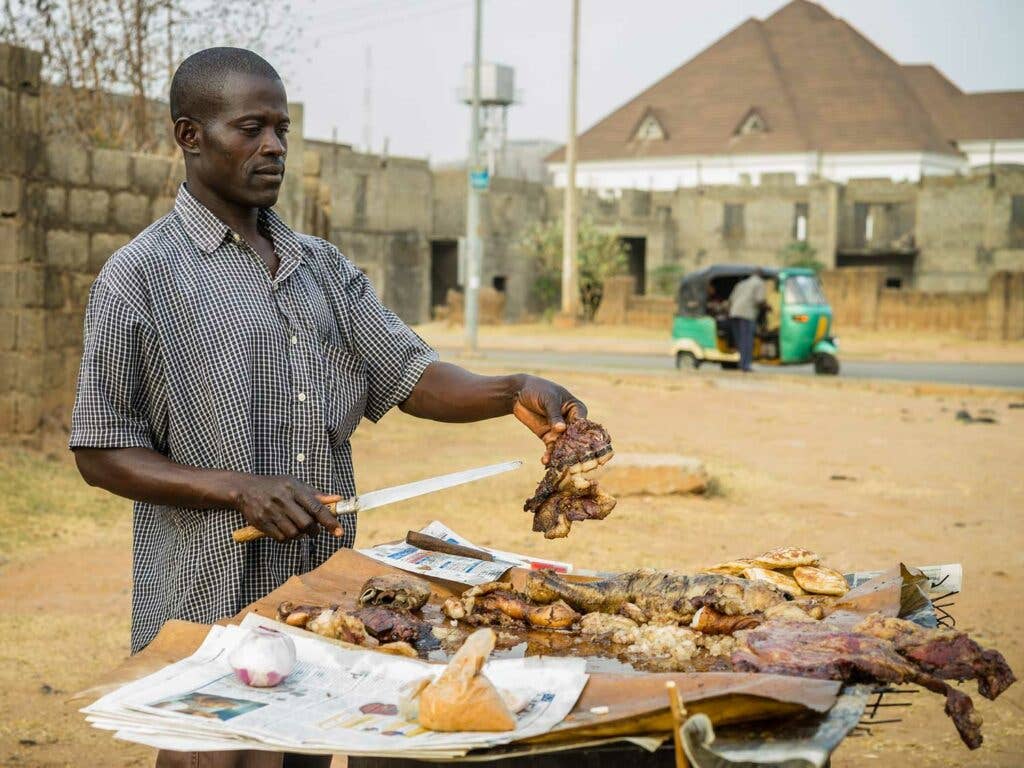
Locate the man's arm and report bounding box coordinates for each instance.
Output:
[73,447,343,541]
[399,361,587,464]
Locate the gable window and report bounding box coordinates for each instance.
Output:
[723,203,745,241]
[735,108,768,136]
[632,110,666,142]
[793,203,809,242]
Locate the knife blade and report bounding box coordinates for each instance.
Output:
[231,459,523,543]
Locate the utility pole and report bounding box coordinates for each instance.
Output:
[561,0,581,320]
[362,46,373,154]
[464,0,484,352]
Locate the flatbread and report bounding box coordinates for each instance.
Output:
[793,565,849,596]
[752,547,821,569]
[742,566,806,597]
[700,558,756,576]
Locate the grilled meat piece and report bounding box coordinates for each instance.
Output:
[354,606,439,650]
[359,573,432,610]
[732,617,1016,749]
[855,615,1016,700]
[524,419,615,538]
[276,602,332,627]
[530,475,617,540]
[525,568,788,623]
[548,418,614,471]
[443,582,580,629]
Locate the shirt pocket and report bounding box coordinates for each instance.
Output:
[319,342,369,444]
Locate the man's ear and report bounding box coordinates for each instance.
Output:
[174,117,201,156]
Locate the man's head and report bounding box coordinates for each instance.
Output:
[171,48,289,209]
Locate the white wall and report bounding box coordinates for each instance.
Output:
[960,140,1024,170]
[548,151,965,190]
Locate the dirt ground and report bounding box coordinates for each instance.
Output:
[2,367,1023,767]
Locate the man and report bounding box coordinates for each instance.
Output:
[70,48,586,768]
[727,268,767,372]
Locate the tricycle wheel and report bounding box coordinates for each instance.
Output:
[720,361,739,370]
[675,351,701,370]
[814,353,840,375]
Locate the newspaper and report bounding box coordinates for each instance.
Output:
[84,612,588,757]
[357,521,575,585]
[845,563,962,595]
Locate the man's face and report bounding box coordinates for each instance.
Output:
[189,72,290,209]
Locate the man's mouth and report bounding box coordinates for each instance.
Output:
[253,165,285,179]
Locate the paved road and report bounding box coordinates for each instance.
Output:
[436,347,1024,389]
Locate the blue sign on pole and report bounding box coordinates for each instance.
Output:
[469,168,490,191]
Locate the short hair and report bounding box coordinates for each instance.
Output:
[169,47,281,122]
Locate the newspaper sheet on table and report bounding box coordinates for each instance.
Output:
[83,613,588,757]
[846,563,962,595]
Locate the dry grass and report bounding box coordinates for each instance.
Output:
[1,367,1023,766]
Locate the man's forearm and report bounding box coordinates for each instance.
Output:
[74,446,243,509]
[399,361,526,422]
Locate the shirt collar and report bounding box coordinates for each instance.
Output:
[173,183,304,272]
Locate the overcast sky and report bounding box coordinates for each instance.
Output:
[265,0,1024,163]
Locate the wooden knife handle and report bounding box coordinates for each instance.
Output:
[231,498,349,543]
[232,525,267,543]
[405,530,495,561]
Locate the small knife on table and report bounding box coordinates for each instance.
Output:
[231,459,523,543]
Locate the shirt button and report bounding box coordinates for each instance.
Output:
[298,392,307,402]
[290,335,298,345]
[230,232,242,244]
[296,453,305,463]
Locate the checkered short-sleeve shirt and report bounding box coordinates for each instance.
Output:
[70,184,437,653]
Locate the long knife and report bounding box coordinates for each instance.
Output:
[231,459,523,543]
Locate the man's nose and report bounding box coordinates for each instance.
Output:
[261,128,286,156]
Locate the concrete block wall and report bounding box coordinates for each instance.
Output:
[0,42,308,439]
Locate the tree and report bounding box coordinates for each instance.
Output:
[778,241,825,272]
[0,0,299,151]
[521,218,627,321]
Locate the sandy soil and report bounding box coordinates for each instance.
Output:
[1,368,1022,767]
[415,321,1024,364]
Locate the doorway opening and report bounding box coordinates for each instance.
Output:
[429,239,460,316]
[620,236,647,294]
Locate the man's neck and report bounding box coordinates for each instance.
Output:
[184,177,263,243]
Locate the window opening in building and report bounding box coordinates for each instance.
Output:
[354,174,369,224]
[620,237,647,295]
[793,202,809,242]
[723,203,745,241]
[885,277,903,289]
[492,275,507,292]
[1011,195,1024,248]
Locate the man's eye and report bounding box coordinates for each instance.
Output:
[241,126,261,136]
[277,126,290,135]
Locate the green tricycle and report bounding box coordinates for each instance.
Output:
[671,264,840,375]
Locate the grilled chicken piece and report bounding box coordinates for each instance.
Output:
[359,573,432,610]
[525,568,788,624]
[732,616,1016,750]
[524,419,616,538]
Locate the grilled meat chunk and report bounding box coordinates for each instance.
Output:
[855,614,1016,700]
[732,617,1016,749]
[443,582,580,629]
[525,568,788,623]
[354,606,439,650]
[524,419,616,538]
[359,573,432,611]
